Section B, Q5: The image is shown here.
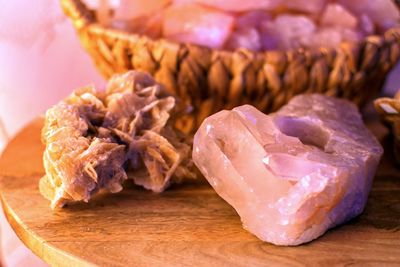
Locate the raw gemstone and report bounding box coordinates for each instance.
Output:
[337,0,400,31]
[285,0,327,14]
[341,28,363,43]
[163,4,234,48]
[227,11,271,51]
[360,14,375,35]
[235,11,271,31]
[307,27,344,49]
[225,28,262,52]
[259,24,279,50]
[320,4,358,29]
[95,0,399,52]
[112,12,163,39]
[41,71,195,209]
[308,27,362,49]
[260,15,316,50]
[193,94,383,246]
[114,0,170,20]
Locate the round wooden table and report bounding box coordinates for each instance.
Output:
[0,118,399,266]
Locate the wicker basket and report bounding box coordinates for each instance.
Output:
[61,0,400,133]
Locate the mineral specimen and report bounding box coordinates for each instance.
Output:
[320,4,358,29]
[193,94,383,246]
[286,0,326,14]
[90,0,400,51]
[163,4,234,49]
[41,71,194,209]
[337,0,400,31]
[260,15,317,50]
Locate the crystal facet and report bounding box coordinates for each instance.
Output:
[193,94,383,246]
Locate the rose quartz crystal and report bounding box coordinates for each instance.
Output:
[93,0,400,51]
[235,11,271,30]
[285,0,326,14]
[226,11,271,51]
[163,4,234,48]
[193,94,383,246]
[93,0,399,52]
[308,27,362,49]
[337,0,400,31]
[260,15,317,50]
[114,0,170,20]
[226,28,262,52]
[321,4,358,29]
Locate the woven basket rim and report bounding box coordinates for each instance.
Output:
[61,0,400,58]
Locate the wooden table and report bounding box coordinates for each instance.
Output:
[0,118,399,266]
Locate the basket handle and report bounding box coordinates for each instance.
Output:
[60,0,95,30]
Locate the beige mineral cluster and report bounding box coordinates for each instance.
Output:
[89,0,399,51]
[41,71,194,209]
[193,94,383,246]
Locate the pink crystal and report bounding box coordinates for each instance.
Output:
[260,15,316,50]
[114,0,170,20]
[308,27,362,49]
[321,4,358,29]
[112,12,163,39]
[163,4,234,49]
[337,0,400,31]
[307,28,344,49]
[285,0,327,14]
[235,11,271,30]
[341,28,363,43]
[227,11,271,51]
[226,28,262,52]
[360,14,375,35]
[193,94,383,246]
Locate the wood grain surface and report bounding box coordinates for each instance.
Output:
[0,118,399,266]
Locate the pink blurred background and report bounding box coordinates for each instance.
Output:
[0,1,399,266]
[0,1,104,266]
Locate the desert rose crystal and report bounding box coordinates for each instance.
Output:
[193,94,383,246]
[41,71,195,209]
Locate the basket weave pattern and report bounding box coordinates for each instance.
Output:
[62,0,400,132]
